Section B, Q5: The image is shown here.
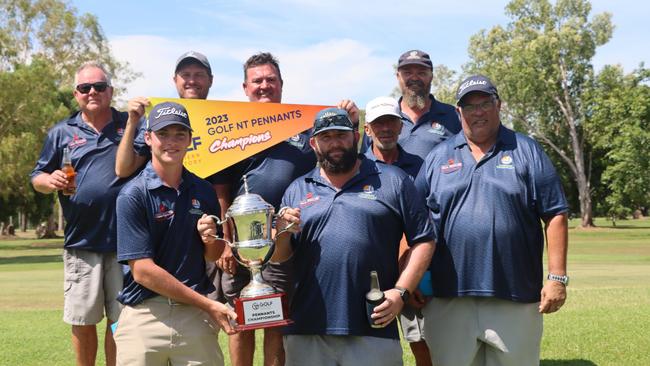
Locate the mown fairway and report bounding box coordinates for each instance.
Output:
[1,218,648,365]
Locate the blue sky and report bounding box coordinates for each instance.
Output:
[72,0,647,107]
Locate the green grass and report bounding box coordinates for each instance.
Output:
[1,218,649,365]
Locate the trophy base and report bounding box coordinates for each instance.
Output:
[234,292,293,330]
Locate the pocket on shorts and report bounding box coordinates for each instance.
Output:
[63,251,80,292]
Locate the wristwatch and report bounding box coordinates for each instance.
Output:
[394,286,410,303]
[547,273,570,286]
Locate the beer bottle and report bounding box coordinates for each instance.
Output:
[365,270,386,328]
[61,147,76,196]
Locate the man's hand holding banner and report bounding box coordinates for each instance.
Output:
[146,97,330,178]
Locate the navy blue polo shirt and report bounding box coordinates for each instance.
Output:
[414,125,568,303]
[364,143,423,180]
[208,131,315,210]
[31,108,147,252]
[116,162,220,306]
[281,157,435,339]
[361,95,461,160]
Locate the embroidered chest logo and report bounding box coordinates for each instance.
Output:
[189,198,203,215]
[358,185,378,200]
[299,192,321,208]
[154,202,175,221]
[496,155,515,169]
[441,158,462,174]
[287,134,305,148]
[427,122,445,136]
[67,133,87,149]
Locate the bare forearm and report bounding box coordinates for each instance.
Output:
[545,213,568,275]
[115,117,145,177]
[395,240,435,292]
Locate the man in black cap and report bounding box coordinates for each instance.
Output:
[362,49,461,161]
[115,50,214,177]
[114,101,236,366]
[415,74,569,366]
[278,108,435,365]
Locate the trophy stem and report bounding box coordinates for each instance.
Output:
[240,261,277,298]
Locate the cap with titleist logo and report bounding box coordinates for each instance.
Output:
[175,51,212,75]
[397,50,433,70]
[147,102,193,132]
[312,108,354,136]
[365,97,401,124]
[456,74,499,105]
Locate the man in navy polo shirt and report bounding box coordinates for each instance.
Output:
[114,102,237,366]
[361,49,461,160]
[279,108,435,365]
[415,75,569,366]
[31,61,139,366]
[208,52,361,366]
[364,96,433,366]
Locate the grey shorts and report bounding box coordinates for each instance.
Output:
[221,257,294,306]
[399,304,425,342]
[284,334,403,366]
[63,249,123,325]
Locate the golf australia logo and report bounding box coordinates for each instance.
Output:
[496,155,515,169]
[358,185,377,200]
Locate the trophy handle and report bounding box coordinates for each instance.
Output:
[206,215,234,247]
[273,206,296,239]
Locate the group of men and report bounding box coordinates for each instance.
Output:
[31,48,569,366]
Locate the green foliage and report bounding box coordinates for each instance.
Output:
[588,65,650,217]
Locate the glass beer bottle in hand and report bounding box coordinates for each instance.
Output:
[61,147,76,196]
[366,270,386,328]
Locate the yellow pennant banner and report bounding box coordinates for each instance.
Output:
[146,97,330,178]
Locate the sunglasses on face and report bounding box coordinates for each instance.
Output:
[75,82,110,94]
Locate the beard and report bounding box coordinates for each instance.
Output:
[401,79,430,109]
[316,144,358,174]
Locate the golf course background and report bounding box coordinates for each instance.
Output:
[1,218,648,365]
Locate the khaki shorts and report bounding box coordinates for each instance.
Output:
[284,334,403,366]
[422,297,542,366]
[114,296,224,366]
[63,249,123,325]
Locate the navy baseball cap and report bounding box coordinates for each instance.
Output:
[397,50,433,70]
[456,74,499,105]
[147,102,193,132]
[175,51,212,75]
[312,108,354,136]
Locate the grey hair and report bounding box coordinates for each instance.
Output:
[74,61,112,87]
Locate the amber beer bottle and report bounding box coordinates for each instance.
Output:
[365,270,386,328]
[61,147,76,196]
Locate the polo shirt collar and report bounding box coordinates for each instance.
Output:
[143,161,194,191]
[305,155,381,189]
[453,124,514,150]
[397,94,446,123]
[365,142,407,165]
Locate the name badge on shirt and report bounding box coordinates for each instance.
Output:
[441,159,462,174]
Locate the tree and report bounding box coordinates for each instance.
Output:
[464,0,614,227]
[589,65,650,219]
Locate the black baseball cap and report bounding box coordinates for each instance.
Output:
[147,102,193,132]
[456,74,499,105]
[397,50,433,70]
[175,51,212,75]
[312,108,354,136]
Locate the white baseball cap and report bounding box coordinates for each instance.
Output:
[365,96,401,124]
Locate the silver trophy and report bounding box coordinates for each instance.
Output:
[209,176,293,329]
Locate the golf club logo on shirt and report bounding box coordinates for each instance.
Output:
[189,198,203,215]
[67,133,87,149]
[287,134,305,148]
[154,202,175,221]
[299,192,321,208]
[496,154,515,169]
[427,122,445,136]
[358,185,377,200]
[441,158,462,173]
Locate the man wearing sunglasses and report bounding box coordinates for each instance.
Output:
[31,61,145,366]
[414,75,569,366]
